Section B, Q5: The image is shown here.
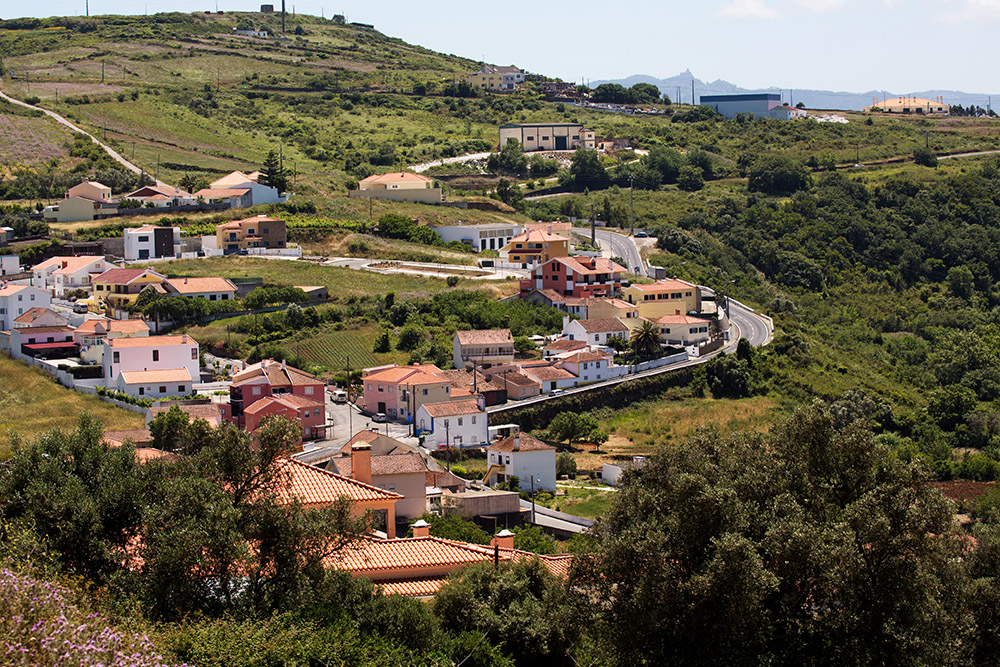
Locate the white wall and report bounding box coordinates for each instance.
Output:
[0,256,19,276]
[416,407,488,450]
[0,287,51,331]
[488,448,556,491]
[115,375,192,399]
[103,338,199,383]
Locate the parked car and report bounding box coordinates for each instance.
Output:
[373,412,387,423]
[72,303,89,314]
[634,231,648,238]
[550,388,565,396]
[330,389,348,404]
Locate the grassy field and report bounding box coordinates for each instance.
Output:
[535,484,615,520]
[0,355,145,455]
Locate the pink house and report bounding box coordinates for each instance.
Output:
[244,394,326,441]
[361,364,454,422]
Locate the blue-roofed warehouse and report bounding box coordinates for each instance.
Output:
[699,93,805,120]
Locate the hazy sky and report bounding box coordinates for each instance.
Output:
[5,0,999,93]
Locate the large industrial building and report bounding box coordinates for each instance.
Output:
[698,93,806,120]
[862,96,949,115]
[498,123,596,151]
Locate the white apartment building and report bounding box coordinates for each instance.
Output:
[32,256,109,297]
[433,222,522,252]
[415,399,488,450]
[124,226,181,261]
[0,284,51,331]
[485,433,556,492]
[103,334,199,384]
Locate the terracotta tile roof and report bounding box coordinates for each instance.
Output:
[103,429,152,447]
[363,364,448,385]
[118,368,193,384]
[93,268,164,285]
[14,307,64,325]
[232,359,322,388]
[135,448,182,463]
[330,536,493,573]
[75,319,149,335]
[281,457,402,505]
[34,256,105,274]
[359,171,433,184]
[0,284,36,297]
[559,350,611,364]
[193,187,250,199]
[210,171,258,188]
[499,371,537,387]
[109,334,194,348]
[245,394,323,414]
[454,329,513,346]
[426,469,467,491]
[440,369,504,393]
[522,365,576,382]
[532,288,566,303]
[507,229,569,244]
[488,432,555,452]
[630,278,697,293]
[378,577,449,597]
[163,276,237,294]
[125,185,192,199]
[371,452,427,476]
[582,297,635,309]
[544,339,588,352]
[217,215,282,229]
[148,402,224,426]
[547,256,626,276]
[573,318,629,333]
[15,325,74,334]
[420,399,484,418]
[655,314,709,324]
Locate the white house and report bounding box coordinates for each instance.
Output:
[654,314,712,346]
[562,317,630,346]
[485,432,556,492]
[31,256,109,297]
[209,171,284,206]
[433,222,522,252]
[103,334,199,384]
[162,277,237,302]
[1,255,19,276]
[556,350,621,384]
[0,284,51,331]
[602,456,647,487]
[124,226,181,261]
[13,307,68,329]
[415,398,488,450]
[123,185,196,208]
[75,318,150,365]
[115,368,194,399]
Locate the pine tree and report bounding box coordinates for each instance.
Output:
[260,150,288,192]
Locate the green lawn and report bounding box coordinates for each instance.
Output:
[0,355,145,455]
[535,485,615,520]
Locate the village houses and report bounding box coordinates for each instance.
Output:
[361,364,455,422]
[484,432,557,491]
[31,256,109,297]
[519,256,626,299]
[0,284,51,331]
[415,398,488,450]
[452,328,514,370]
[228,358,326,428]
[623,278,703,319]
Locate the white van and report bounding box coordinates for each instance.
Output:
[331,389,348,404]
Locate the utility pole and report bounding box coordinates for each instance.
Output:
[155,153,160,183]
[445,423,450,471]
[101,60,104,84]
[691,79,695,106]
[629,173,635,236]
[86,0,89,16]
[281,0,286,33]
[530,475,536,524]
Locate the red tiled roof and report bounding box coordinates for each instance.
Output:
[507,229,569,244]
[522,365,576,382]
[559,350,611,364]
[547,256,626,276]
[232,359,321,388]
[629,278,697,293]
[363,364,448,385]
[655,314,709,325]
[194,187,250,199]
[245,394,323,414]
[282,457,402,505]
[23,341,77,350]
[378,577,449,597]
[499,371,537,387]
[488,433,555,452]
[14,307,62,324]
[330,535,493,573]
[420,399,483,418]
[75,319,149,335]
[118,368,193,384]
[164,277,236,294]
[544,339,588,352]
[217,215,282,230]
[359,172,433,184]
[109,334,194,348]
[103,429,152,447]
[371,452,427,476]
[573,318,629,333]
[93,268,164,285]
[454,329,512,346]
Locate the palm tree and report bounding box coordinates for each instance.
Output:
[630,319,661,361]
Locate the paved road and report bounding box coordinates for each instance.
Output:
[593,228,646,273]
[727,299,773,347]
[0,85,164,184]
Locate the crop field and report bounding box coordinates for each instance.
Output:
[0,108,76,166]
[293,325,399,371]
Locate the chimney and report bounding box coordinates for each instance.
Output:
[491,529,514,551]
[411,519,430,538]
[352,443,372,485]
[513,433,520,451]
[281,359,287,371]
[477,394,486,411]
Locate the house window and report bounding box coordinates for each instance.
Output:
[594,334,599,342]
[422,388,428,396]
[253,386,262,395]
[388,386,394,393]
[30,294,34,301]
[178,385,186,393]
[304,386,314,395]
[191,348,197,360]
[152,350,159,362]
[210,295,217,301]
[138,236,149,243]
[526,136,534,141]
[444,419,449,428]
[113,351,119,363]
[458,417,464,426]
[138,387,144,395]
[505,456,511,464]
[388,484,395,490]
[367,383,373,391]
[315,408,321,417]
[159,386,167,393]
[378,385,384,392]
[472,416,477,424]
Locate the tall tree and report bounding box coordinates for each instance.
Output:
[630,319,661,359]
[260,149,289,192]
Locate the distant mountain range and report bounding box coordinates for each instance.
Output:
[590,70,999,111]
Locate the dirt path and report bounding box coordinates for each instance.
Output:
[0,84,168,186]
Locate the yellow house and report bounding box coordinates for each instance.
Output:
[500,229,570,266]
[67,180,113,202]
[623,278,702,319]
[91,267,166,312]
[350,172,442,204]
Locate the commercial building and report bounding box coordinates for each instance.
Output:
[349,172,442,204]
[862,96,949,115]
[498,123,596,152]
[699,93,806,120]
[124,226,181,261]
[433,222,522,252]
[215,215,287,253]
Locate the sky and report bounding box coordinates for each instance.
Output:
[5,0,1000,94]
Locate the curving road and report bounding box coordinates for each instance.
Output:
[593,228,646,273]
[0,85,163,184]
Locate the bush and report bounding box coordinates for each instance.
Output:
[446,276,459,287]
[556,452,578,478]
